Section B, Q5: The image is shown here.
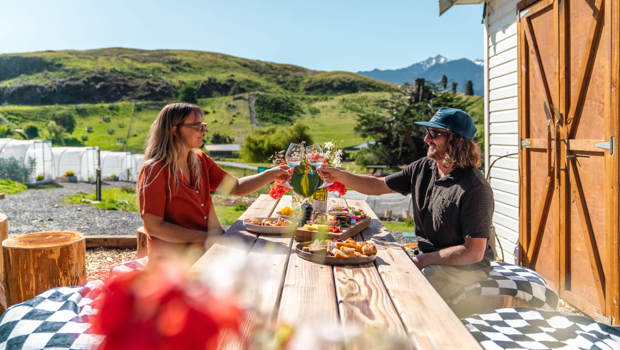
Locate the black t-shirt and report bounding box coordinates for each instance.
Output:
[385,157,495,265]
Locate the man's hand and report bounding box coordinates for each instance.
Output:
[317,164,343,183]
[411,254,427,269]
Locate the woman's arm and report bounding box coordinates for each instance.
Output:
[219,165,290,196]
[142,213,208,243]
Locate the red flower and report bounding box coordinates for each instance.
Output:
[269,180,291,200]
[92,259,243,350]
[326,181,347,197]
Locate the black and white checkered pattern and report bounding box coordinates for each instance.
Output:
[0,257,148,350]
[463,308,620,350]
[0,281,104,350]
[451,262,559,309]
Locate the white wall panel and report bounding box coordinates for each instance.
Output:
[490,72,518,90]
[490,145,519,156]
[489,84,518,101]
[489,47,518,68]
[490,109,518,123]
[490,178,519,195]
[489,167,519,182]
[489,96,518,112]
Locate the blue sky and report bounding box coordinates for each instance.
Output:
[1,0,484,72]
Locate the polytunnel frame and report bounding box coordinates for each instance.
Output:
[52,146,99,182]
[0,138,54,183]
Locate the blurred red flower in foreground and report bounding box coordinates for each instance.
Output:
[327,182,347,197]
[92,259,243,350]
[269,180,291,200]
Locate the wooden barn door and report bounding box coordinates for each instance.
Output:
[519,0,619,323]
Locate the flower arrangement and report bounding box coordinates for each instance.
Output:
[268,142,347,200]
[64,170,76,177]
[92,258,243,350]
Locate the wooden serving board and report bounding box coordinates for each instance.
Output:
[295,217,371,242]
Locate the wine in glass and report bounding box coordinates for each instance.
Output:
[306,144,331,189]
[279,143,304,189]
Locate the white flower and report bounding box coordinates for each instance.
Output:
[333,150,343,167]
[324,141,334,150]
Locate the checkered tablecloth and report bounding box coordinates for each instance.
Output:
[463,308,620,350]
[451,262,559,310]
[0,257,148,350]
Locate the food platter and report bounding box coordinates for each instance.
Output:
[242,217,297,235]
[295,240,377,266]
[295,217,371,242]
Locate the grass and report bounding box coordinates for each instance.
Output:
[213,203,248,226]
[381,220,415,233]
[0,179,27,195]
[62,187,139,211]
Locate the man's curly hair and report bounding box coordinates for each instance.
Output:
[442,132,481,169]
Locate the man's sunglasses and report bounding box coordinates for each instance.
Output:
[179,122,208,132]
[425,127,450,139]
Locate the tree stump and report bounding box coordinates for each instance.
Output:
[137,227,148,258]
[3,231,85,307]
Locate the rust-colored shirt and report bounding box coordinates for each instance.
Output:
[137,151,226,255]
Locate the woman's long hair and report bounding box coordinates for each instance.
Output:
[443,133,482,169]
[142,103,204,194]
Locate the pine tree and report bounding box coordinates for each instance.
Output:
[451,81,458,93]
[465,80,474,96]
[440,75,448,89]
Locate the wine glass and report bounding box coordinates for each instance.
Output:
[278,143,304,189]
[286,143,304,168]
[306,144,331,189]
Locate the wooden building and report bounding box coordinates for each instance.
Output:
[444,0,620,325]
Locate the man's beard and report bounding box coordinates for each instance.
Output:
[427,147,444,161]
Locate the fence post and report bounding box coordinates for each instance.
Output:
[96,149,101,201]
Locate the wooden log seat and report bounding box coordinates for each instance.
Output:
[136,226,148,258]
[3,231,85,307]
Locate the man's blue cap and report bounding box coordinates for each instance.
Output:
[414,107,477,140]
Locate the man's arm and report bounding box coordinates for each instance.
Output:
[143,213,208,243]
[411,237,487,269]
[317,164,393,195]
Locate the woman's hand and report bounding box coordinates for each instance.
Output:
[268,164,291,182]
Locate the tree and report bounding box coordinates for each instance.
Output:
[24,124,39,139]
[241,122,313,162]
[451,81,458,93]
[353,83,474,167]
[210,132,234,144]
[44,120,65,143]
[52,111,76,133]
[440,75,448,89]
[178,85,198,104]
[465,80,474,96]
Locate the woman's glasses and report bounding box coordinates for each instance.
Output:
[180,122,208,132]
[425,127,450,139]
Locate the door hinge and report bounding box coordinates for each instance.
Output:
[521,140,531,147]
[594,136,615,155]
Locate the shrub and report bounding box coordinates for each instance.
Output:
[308,106,320,115]
[64,170,76,177]
[241,122,313,162]
[81,135,88,141]
[103,116,111,123]
[178,84,198,104]
[210,132,234,144]
[255,94,302,124]
[44,120,65,143]
[0,125,8,138]
[107,129,115,135]
[118,123,125,128]
[52,110,76,133]
[0,179,27,195]
[36,174,44,182]
[0,157,32,182]
[24,124,39,139]
[85,126,93,133]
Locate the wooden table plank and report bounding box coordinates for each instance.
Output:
[277,194,339,324]
[327,198,408,339]
[349,199,481,349]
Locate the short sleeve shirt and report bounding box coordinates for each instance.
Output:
[385,157,495,264]
[138,151,226,232]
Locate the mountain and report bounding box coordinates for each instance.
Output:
[358,55,484,96]
[0,48,396,105]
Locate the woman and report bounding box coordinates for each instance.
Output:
[137,102,289,257]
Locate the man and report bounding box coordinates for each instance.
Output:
[318,107,495,304]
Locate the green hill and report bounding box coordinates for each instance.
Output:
[0,48,395,105]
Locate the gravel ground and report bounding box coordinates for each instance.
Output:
[0,182,142,236]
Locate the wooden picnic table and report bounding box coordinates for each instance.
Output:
[193,195,481,349]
